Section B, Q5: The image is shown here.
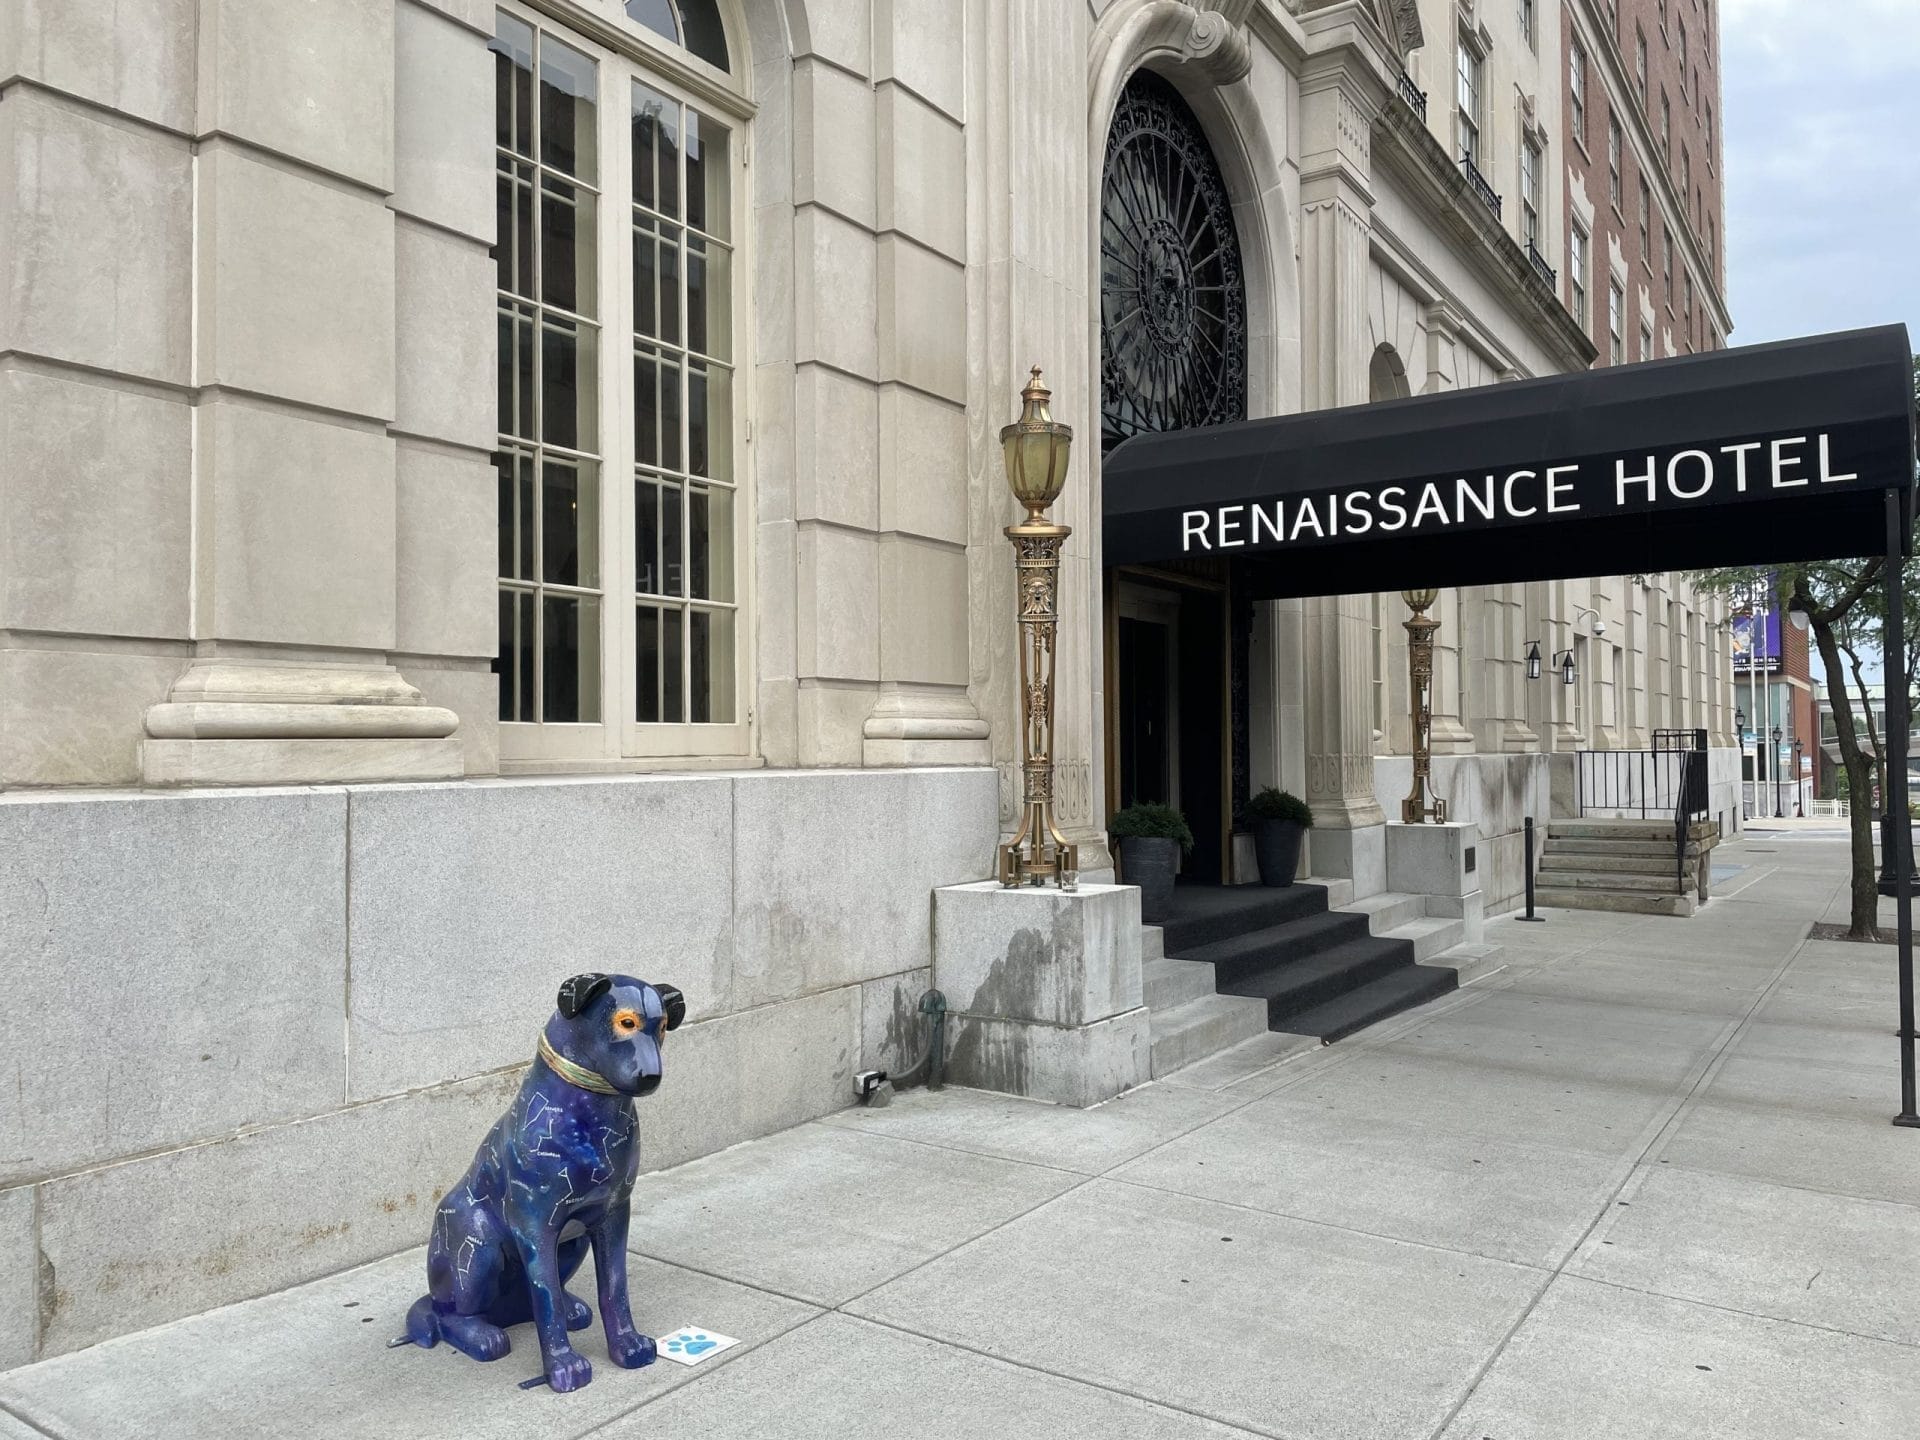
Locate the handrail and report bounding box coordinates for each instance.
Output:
[1575,730,1710,897]
[1397,71,1428,122]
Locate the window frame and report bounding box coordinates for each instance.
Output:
[1607,114,1623,211]
[1569,220,1589,333]
[1456,39,1484,166]
[494,0,757,770]
[1569,40,1588,153]
[1608,280,1624,366]
[1637,176,1651,260]
[1520,135,1542,253]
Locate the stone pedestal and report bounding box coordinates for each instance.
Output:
[933,881,1148,1107]
[1386,821,1485,943]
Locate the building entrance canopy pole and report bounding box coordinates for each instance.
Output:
[1100,323,1920,1124]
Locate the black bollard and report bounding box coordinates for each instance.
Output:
[1519,815,1546,922]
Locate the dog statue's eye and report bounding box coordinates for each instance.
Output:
[612,1009,641,1036]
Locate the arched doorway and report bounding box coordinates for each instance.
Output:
[1100,70,1250,883]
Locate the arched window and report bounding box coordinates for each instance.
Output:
[492,2,746,762]
[1099,71,1247,451]
[624,0,730,71]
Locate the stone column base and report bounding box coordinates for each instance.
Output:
[862,686,991,766]
[933,880,1148,1107]
[1307,822,1387,899]
[142,659,462,786]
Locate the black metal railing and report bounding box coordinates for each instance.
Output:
[1461,155,1503,218]
[1397,71,1428,122]
[1577,730,1709,895]
[1525,240,1557,287]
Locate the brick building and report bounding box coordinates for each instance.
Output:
[1562,0,1729,363]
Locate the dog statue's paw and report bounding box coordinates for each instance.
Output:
[607,1328,657,1369]
[544,1347,594,1392]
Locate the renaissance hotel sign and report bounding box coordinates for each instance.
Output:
[1101,327,1916,600]
[1175,431,1866,555]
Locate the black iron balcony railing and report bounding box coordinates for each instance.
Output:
[1460,155,1503,219]
[1525,240,1557,287]
[1397,71,1428,122]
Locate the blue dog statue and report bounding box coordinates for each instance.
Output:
[403,973,684,1391]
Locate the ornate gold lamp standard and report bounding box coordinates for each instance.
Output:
[998,368,1079,888]
[1401,587,1448,824]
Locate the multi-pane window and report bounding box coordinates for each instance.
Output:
[492,2,745,755]
[1519,0,1535,50]
[1638,177,1652,259]
[1456,43,1482,165]
[1608,282,1624,366]
[494,17,603,726]
[1685,273,1694,335]
[1705,100,1715,156]
[1660,91,1671,162]
[1607,116,1623,208]
[1569,222,1589,332]
[1635,28,1648,99]
[1640,322,1654,362]
[1682,146,1692,212]
[1678,19,1689,88]
[1708,217,1717,271]
[1520,138,1542,253]
[1570,42,1588,149]
[1663,227,1674,306]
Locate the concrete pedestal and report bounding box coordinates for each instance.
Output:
[1387,821,1486,943]
[933,881,1149,1107]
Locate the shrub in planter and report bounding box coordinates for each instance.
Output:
[1246,788,1313,887]
[1109,802,1193,923]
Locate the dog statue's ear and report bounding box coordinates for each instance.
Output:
[653,984,686,1031]
[557,973,614,1019]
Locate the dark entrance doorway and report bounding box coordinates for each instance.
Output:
[1108,572,1235,884]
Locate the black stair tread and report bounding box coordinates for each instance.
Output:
[1158,883,1328,952]
[1274,964,1460,1044]
[1221,936,1413,1011]
[1174,907,1372,966]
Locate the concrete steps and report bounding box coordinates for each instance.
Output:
[1534,886,1696,917]
[1533,816,1717,918]
[1148,992,1270,1077]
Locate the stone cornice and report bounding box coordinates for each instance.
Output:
[1372,95,1599,374]
[1563,0,1730,333]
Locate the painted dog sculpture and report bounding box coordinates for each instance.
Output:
[404,973,684,1391]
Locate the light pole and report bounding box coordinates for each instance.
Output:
[1402,588,1446,824]
[1736,706,1748,818]
[997,368,1077,889]
[1772,725,1784,818]
[1794,738,1805,817]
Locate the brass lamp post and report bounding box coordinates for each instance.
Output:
[1401,587,1448,824]
[998,368,1079,888]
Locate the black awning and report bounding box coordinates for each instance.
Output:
[1101,325,1917,599]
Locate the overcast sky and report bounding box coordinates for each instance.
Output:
[1722,0,1920,348]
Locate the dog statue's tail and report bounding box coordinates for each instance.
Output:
[397,1295,441,1349]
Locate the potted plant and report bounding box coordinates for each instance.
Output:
[1109,802,1193,923]
[1247,787,1313,887]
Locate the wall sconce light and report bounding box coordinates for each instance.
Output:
[1524,639,1542,681]
[1558,649,1577,686]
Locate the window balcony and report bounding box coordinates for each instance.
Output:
[1397,70,1428,123]
[1461,154,1503,219]
[1525,240,1557,287]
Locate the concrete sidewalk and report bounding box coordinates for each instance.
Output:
[4,834,1919,1439]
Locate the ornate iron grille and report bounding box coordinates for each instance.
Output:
[1100,72,1248,451]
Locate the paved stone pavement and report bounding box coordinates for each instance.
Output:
[5,830,1919,1439]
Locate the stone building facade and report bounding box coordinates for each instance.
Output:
[0,0,1733,1365]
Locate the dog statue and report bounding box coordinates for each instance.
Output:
[403,973,684,1391]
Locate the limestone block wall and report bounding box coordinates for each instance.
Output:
[1372,752,1551,915]
[0,0,496,785]
[0,766,996,1368]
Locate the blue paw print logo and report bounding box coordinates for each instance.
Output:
[668,1332,718,1357]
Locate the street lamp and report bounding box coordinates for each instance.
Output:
[1794,738,1805,817]
[1772,725,1785,818]
[1736,707,1749,818]
[997,367,1077,889]
[1402,588,1446,824]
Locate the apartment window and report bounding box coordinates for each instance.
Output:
[1682,147,1692,216]
[1640,321,1654,362]
[1678,19,1689,89]
[1637,176,1651,259]
[1635,28,1648,99]
[1520,137,1542,252]
[1520,0,1535,51]
[1685,272,1694,333]
[493,1,748,756]
[1456,41,1483,165]
[1570,222,1589,332]
[1658,0,1668,33]
[1663,226,1674,305]
[1570,42,1588,149]
[1708,216,1717,270]
[1607,115,1623,208]
[1608,281,1624,365]
[1706,99,1715,155]
[1660,92,1671,162]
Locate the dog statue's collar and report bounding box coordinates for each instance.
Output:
[537,1032,621,1096]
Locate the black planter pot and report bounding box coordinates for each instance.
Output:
[1252,818,1306,888]
[1121,835,1179,922]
